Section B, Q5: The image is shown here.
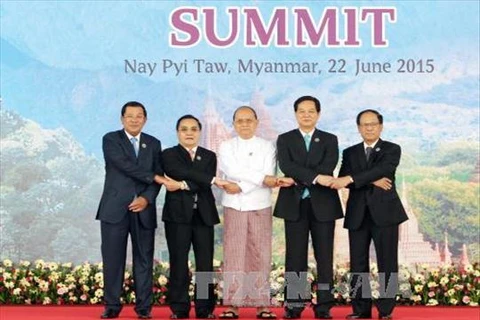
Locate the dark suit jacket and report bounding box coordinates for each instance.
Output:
[161,145,220,226]
[96,130,163,229]
[274,128,343,222]
[340,139,408,230]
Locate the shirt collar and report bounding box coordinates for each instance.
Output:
[238,135,256,142]
[182,145,198,153]
[363,139,379,150]
[299,128,315,137]
[124,130,141,141]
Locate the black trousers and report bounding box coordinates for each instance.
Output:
[349,209,399,316]
[101,212,155,314]
[164,210,215,317]
[284,198,335,313]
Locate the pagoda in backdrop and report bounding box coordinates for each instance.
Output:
[201,90,461,267]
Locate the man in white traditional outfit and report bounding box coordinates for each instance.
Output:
[218,106,280,319]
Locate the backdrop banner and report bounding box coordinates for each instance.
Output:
[0,1,478,266]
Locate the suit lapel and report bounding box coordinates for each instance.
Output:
[368,139,383,165]
[293,129,308,159]
[355,143,368,170]
[193,147,204,166]
[119,130,137,160]
[176,145,192,164]
[307,129,324,162]
[137,134,146,159]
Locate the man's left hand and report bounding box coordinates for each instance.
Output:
[224,183,242,194]
[128,196,148,213]
[329,176,351,190]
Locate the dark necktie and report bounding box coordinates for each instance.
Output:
[365,146,373,161]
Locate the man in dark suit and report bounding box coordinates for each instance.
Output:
[97,101,174,319]
[330,109,408,319]
[161,114,226,319]
[274,96,343,319]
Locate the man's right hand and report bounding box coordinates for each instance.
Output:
[277,177,295,187]
[372,177,392,190]
[263,175,278,188]
[154,175,182,192]
[315,174,334,187]
[214,178,230,188]
[224,182,242,194]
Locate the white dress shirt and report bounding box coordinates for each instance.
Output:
[219,136,276,211]
[124,130,141,142]
[363,139,379,151]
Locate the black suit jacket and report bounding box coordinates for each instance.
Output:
[161,145,220,226]
[96,130,163,229]
[340,139,408,230]
[274,129,343,222]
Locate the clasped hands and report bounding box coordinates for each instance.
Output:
[214,176,297,195]
[323,175,392,191]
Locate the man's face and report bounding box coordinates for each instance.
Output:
[295,100,320,131]
[358,112,383,145]
[177,118,201,149]
[233,108,258,139]
[121,106,146,136]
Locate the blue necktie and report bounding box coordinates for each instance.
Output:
[131,137,139,157]
[302,134,311,199]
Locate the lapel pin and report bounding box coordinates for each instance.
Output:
[141,143,147,148]
[375,147,380,152]
[314,138,320,142]
[196,155,202,161]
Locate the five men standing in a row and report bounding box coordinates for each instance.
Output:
[97,97,406,320]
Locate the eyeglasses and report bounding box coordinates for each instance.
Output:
[123,115,145,121]
[359,122,380,128]
[234,119,255,125]
[179,127,200,133]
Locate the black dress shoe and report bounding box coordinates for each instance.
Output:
[315,311,332,319]
[170,313,189,319]
[137,312,152,319]
[345,313,372,319]
[283,310,301,319]
[197,313,216,319]
[378,314,392,319]
[100,309,120,319]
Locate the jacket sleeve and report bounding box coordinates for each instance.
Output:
[162,149,215,190]
[313,135,339,177]
[277,134,318,186]
[351,144,401,188]
[138,140,163,204]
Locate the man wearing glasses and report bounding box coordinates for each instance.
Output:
[218,106,278,319]
[330,109,408,319]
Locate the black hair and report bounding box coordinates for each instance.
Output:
[293,96,321,112]
[176,114,202,131]
[121,101,147,117]
[356,109,383,125]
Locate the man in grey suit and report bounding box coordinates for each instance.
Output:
[96,101,174,319]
